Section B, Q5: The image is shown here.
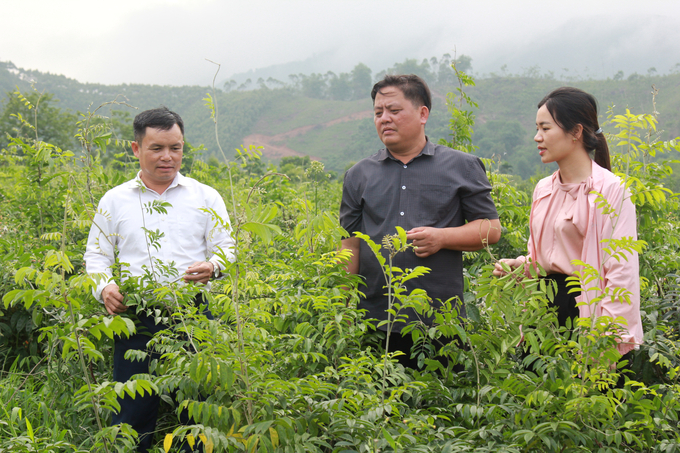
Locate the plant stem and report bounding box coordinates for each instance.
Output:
[61,179,110,453]
[381,253,394,408]
[206,59,253,424]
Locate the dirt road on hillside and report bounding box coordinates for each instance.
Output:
[243,110,373,159]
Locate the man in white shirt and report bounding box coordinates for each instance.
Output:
[84,107,235,452]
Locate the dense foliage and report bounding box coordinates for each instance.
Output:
[2,73,680,453]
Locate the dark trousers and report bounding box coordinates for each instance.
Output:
[112,295,212,452]
[545,274,580,328]
[381,330,459,371]
[534,274,630,386]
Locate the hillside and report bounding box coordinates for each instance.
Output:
[2,60,679,177]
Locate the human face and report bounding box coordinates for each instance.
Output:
[373,86,428,155]
[131,124,183,193]
[534,105,578,165]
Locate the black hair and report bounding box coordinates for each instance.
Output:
[538,87,611,171]
[371,74,432,111]
[133,107,184,143]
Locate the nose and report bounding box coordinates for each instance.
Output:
[534,130,542,143]
[159,148,172,160]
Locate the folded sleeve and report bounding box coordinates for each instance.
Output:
[339,167,363,236]
[460,156,499,222]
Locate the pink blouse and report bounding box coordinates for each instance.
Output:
[532,177,586,275]
[520,161,643,355]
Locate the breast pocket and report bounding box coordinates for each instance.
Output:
[174,208,209,243]
[416,183,457,226]
[362,183,396,227]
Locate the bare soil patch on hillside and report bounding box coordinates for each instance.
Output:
[243,110,373,159]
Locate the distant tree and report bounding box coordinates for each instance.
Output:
[438,53,454,85]
[280,155,311,169]
[453,55,473,74]
[499,161,513,174]
[351,63,372,100]
[420,58,433,78]
[648,67,657,76]
[266,77,285,88]
[280,155,312,180]
[301,73,327,99]
[288,74,301,90]
[0,88,76,152]
[613,70,624,81]
[387,58,435,85]
[474,120,525,161]
[327,71,352,101]
[237,78,252,90]
[223,80,236,92]
[522,65,540,78]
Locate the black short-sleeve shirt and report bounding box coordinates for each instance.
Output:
[339,140,498,329]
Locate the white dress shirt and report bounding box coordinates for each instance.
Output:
[84,172,236,301]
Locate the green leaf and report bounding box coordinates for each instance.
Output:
[241,221,281,244]
[382,427,397,451]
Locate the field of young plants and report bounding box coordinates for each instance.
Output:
[1,78,680,453]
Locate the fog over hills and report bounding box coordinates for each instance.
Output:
[486,14,680,80]
[226,13,680,87]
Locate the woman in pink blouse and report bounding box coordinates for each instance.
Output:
[493,87,643,356]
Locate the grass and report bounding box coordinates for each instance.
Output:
[250,94,371,136]
[282,117,382,173]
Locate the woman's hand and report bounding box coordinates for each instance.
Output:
[493,258,523,277]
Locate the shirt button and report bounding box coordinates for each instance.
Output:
[400,212,404,216]
[401,185,406,190]
[403,165,407,168]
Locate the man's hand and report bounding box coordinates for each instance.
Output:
[102,284,127,316]
[407,219,501,258]
[184,261,214,284]
[406,227,444,258]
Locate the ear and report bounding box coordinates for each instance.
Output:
[571,124,584,141]
[131,140,141,158]
[420,105,430,125]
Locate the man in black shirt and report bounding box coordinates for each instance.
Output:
[339,74,500,368]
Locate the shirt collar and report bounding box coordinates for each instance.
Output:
[132,171,185,192]
[378,137,434,162]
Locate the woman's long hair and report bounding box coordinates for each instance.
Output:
[538,87,611,171]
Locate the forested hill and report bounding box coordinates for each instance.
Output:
[2,58,679,179]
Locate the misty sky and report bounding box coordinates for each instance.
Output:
[2,0,680,86]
